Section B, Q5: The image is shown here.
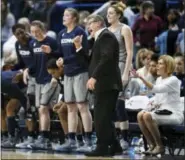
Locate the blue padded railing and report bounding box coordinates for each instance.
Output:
[62,3,104,8]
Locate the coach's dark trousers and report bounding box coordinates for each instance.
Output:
[94,89,119,147]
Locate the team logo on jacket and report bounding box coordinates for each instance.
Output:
[33,47,42,53]
[19,50,30,56]
[61,38,74,44]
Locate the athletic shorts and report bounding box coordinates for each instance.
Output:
[35,82,61,108]
[27,75,36,95]
[64,72,88,103]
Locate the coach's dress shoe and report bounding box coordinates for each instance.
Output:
[109,140,123,155]
[85,145,111,157]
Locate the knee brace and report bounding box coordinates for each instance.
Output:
[27,94,35,107]
[26,106,37,120]
[116,99,128,121]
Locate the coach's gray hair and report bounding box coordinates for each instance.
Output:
[87,15,106,27]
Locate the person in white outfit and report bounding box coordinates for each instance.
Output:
[133,55,184,155]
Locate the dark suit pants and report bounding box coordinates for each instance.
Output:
[94,89,119,147]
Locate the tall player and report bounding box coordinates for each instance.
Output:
[42,8,93,151]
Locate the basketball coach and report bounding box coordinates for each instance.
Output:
[73,15,123,157]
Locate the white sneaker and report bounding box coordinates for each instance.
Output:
[16,136,34,149]
[120,139,129,151]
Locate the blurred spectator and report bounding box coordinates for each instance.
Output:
[128,53,159,98]
[155,9,181,56]
[124,0,140,27]
[47,0,77,33]
[8,0,25,21]
[178,12,185,30]
[176,29,184,54]
[79,10,90,29]
[149,54,159,80]
[135,48,148,69]
[136,49,155,84]
[150,0,166,21]
[1,0,15,56]
[22,1,47,22]
[132,1,162,51]
[164,8,180,30]
[174,53,185,96]
[129,49,155,96]
[91,0,114,18]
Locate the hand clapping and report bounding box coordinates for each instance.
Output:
[73,35,83,49]
[130,69,140,78]
[41,45,51,54]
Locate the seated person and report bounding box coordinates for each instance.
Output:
[149,54,159,81]
[1,70,28,148]
[135,48,149,70]
[174,53,185,97]
[128,49,155,96]
[133,55,184,155]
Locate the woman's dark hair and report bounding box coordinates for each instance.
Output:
[126,0,137,6]
[151,54,159,63]
[167,9,180,25]
[12,24,26,33]
[174,52,185,61]
[141,1,154,14]
[46,58,58,69]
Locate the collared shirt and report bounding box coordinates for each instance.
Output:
[76,28,106,52]
[132,15,162,49]
[95,27,106,41]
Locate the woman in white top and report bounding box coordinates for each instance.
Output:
[107,1,133,150]
[130,49,156,96]
[133,55,183,155]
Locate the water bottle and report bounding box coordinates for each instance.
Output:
[125,89,131,99]
[131,137,139,146]
[147,91,154,98]
[139,84,147,95]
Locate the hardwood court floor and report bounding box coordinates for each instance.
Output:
[1,149,185,160]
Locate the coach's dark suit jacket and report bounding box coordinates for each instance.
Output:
[77,29,123,149]
[78,29,122,92]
